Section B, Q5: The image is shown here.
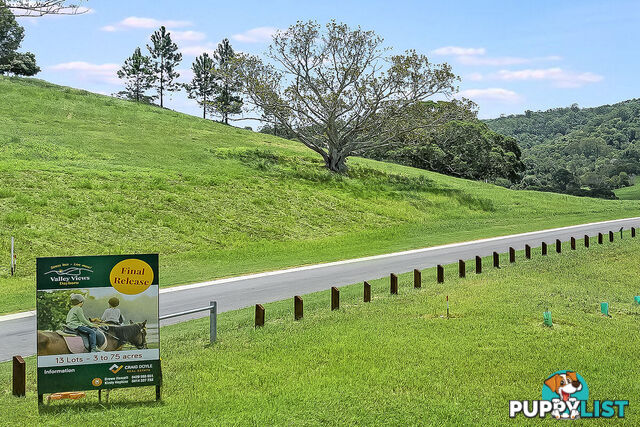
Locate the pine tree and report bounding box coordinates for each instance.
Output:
[184,53,215,119]
[211,38,243,124]
[116,47,156,103]
[147,26,182,108]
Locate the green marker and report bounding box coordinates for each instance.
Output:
[600,302,610,317]
[543,310,552,327]
[634,296,640,305]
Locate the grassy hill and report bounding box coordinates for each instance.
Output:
[2,233,639,425]
[486,99,640,197]
[1,76,639,315]
[615,181,640,200]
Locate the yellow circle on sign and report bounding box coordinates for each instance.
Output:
[92,378,103,387]
[109,259,154,295]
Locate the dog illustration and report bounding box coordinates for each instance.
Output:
[544,371,583,419]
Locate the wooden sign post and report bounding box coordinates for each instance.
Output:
[542,242,548,256]
[458,260,465,278]
[509,247,516,263]
[525,244,531,259]
[556,239,561,253]
[584,235,590,248]
[475,256,482,274]
[493,252,500,268]
[437,265,444,283]
[363,281,371,302]
[570,237,576,250]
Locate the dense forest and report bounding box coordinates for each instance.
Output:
[486,99,640,198]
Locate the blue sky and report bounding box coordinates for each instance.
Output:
[16,0,640,123]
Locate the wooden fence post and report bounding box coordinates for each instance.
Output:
[609,231,614,242]
[509,247,515,263]
[475,256,482,274]
[493,251,500,268]
[437,265,444,283]
[458,260,465,278]
[331,287,339,310]
[556,239,561,253]
[570,237,576,250]
[413,269,421,288]
[598,233,603,244]
[584,234,590,248]
[542,242,548,256]
[294,296,303,320]
[12,356,25,397]
[255,304,265,328]
[364,281,371,302]
[390,273,398,295]
[632,227,636,238]
[525,244,531,259]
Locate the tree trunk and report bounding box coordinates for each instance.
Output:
[325,150,347,173]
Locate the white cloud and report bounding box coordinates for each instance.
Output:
[171,30,206,42]
[231,26,277,43]
[100,16,193,32]
[468,72,484,81]
[457,88,522,103]
[432,46,486,56]
[47,62,120,85]
[457,55,561,66]
[493,68,603,88]
[432,46,561,67]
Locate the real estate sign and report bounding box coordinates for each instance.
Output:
[36,254,160,394]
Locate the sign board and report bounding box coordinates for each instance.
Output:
[36,254,160,394]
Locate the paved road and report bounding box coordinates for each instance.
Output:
[2,217,638,361]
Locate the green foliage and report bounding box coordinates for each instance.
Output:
[486,100,640,198]
[210,38,243,124]
[36,289,87,330]
[370,118,525,184]
[0,5,39,76]
[116,47,156,103]
[184,52,216,119]
[147,26,182,108]
[1,77,639,315]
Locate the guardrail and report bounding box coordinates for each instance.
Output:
[159,301,217,343]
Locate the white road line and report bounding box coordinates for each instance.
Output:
[1,216,638,323]
[0,310,36,322]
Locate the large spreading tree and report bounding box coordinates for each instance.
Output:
[147,26,182,108]
[116,47,156,103]
[184,52,216,119]
[1,0,88,17]
[236,20,459,173]
[0,4,39,76]
[211,38,243,124]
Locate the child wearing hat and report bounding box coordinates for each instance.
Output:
[101,297,124,325]
[66,293,100,352]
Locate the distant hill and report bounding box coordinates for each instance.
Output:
[1,76,639,315]
[486,99,640,198]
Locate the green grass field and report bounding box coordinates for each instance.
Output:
[1,233,639,425]
[1,76,640,315]
[615,182,640,200]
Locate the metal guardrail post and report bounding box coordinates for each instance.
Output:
[210,301,217,344]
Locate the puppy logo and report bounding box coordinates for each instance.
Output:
[542,370,589,420]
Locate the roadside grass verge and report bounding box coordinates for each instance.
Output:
[2,77,640,315]
[1,232,639,425]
